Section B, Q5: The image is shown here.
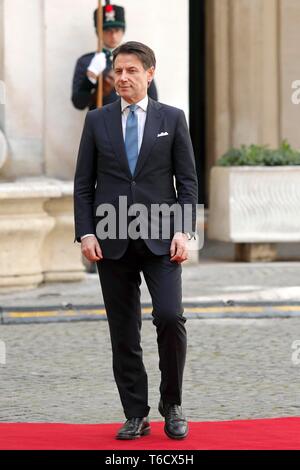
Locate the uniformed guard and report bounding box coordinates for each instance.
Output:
[71,3,158,111]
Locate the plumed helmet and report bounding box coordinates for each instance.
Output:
[94,4,126,32]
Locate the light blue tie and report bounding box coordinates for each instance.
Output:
[125,104,138,175]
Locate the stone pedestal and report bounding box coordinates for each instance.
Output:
[208,166,300,262]
[0,178,85,291]
[0,182,57,291]
[235,243,277,262]
[43,181,86,282]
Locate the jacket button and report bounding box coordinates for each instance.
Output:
[131,181,136,185]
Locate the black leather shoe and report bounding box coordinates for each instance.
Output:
[158,399,188,439]
[116,417,151,440]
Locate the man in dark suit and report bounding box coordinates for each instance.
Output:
[74,41,198,440]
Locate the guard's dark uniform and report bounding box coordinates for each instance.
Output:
[72,48,158,111]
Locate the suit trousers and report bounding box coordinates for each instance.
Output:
[97,237,187,419]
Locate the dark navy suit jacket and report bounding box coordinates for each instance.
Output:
[73,97,198,259]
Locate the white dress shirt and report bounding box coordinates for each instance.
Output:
[81,95,148,241]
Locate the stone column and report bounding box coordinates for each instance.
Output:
[229,0,279,147]
[0,0,7,172]
[206,0,280,172]
[0,0,44,178]
[205,0,231,180]
[280,0,300,147]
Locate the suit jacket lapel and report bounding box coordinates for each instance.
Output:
[103,97,163,180]
[133,98,163,179]
[104,99,132,180]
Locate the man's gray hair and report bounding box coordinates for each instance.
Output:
[112,41,156,70]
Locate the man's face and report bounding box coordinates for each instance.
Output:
[114,53,155,104]
[103,27,124,49]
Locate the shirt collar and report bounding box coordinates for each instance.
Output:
[103,46,114,53]
[121,95,149,112]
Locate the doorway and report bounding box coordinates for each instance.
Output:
[189,0,206,205]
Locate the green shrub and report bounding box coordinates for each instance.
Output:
[217,140,300,166]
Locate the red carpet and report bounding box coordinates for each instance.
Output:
[0,417,299,450]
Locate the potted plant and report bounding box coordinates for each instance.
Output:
[207,141,300,261]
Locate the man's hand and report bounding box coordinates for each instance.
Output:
[81,235,103,262]
[170,232,189,264]
[87,52,107,82]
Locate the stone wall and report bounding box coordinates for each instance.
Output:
[206,0,300,195]
[0,0,189,180]
[280,0,300,148]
